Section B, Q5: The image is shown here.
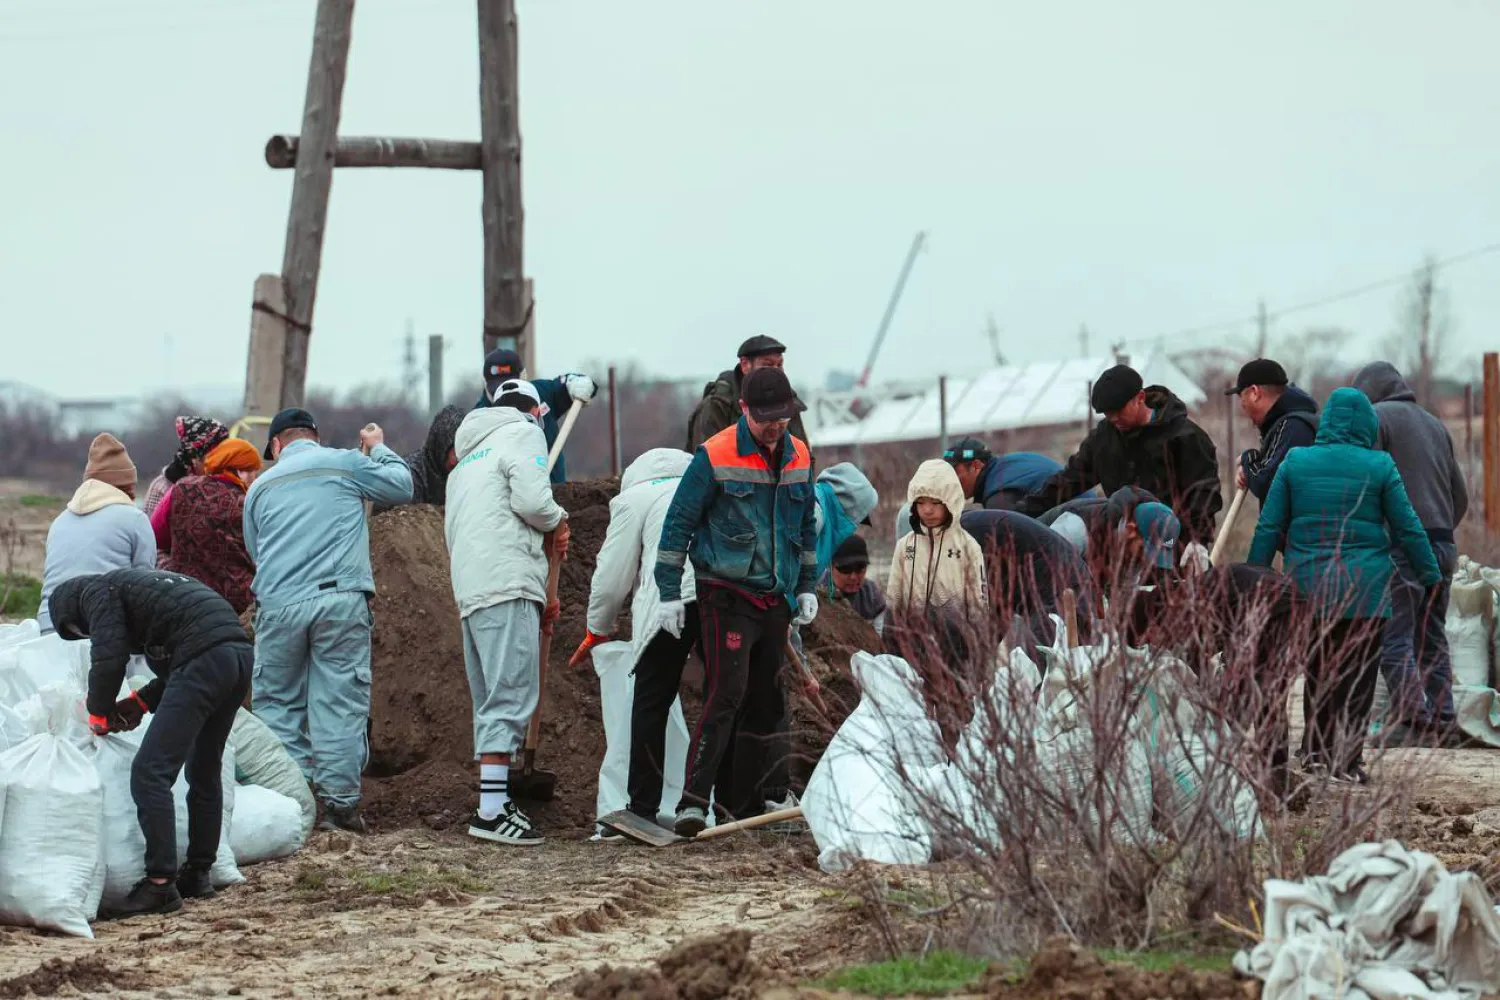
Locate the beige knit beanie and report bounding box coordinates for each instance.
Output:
[84,433,137,493]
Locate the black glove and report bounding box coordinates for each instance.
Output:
[109,690,149,732]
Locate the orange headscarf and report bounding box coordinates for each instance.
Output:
[204,438,263,488]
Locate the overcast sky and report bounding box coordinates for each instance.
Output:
[2,0,1497,403]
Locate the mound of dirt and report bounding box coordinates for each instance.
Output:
[363,481,882,832]
[984,937,1257,1000]
[0,956,154,998]
[571,929,765,999]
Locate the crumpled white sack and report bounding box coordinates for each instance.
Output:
[229,708,315,840]
[230,784,305,865]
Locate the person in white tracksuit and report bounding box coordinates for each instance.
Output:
[571,449,698,825]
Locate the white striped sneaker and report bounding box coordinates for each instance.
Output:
[468,801,544,846]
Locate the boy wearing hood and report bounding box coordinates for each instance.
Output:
[1017,365,1222,569]
[573,449,698,826]
[37,433,156,633]
[446,379,569,846]
[1353,361,1468,740]
[1248,388,1441,783]
[889,460,986,617]
[49,569,252,918]
[1227,360,1319,503]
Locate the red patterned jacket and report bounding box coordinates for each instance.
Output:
[161,474,256,613]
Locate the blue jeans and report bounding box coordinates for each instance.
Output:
[252,591,372,808]
[1380,541,1457,727]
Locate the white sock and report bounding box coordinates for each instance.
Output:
[479,764,510,821]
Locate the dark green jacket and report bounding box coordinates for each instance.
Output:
[686,368,809,455]
[1247,387,1440,619]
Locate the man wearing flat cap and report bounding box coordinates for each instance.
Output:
[1016,364,1222,568]
[686,336,810,454]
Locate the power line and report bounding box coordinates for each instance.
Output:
[1144,240,1500,348]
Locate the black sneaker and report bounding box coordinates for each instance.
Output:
[673,805,707,838]
[468,801,543,846]
[317,803,368,835]
[176,865,216,900]
[102,878,183,921]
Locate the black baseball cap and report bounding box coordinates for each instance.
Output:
[737,335,786,359]
[740,367,805,422]
[832,534,870,571]
[1226,359,1289,395]
[482,348,524,392]
[263,407,318,459]
[943,437,992,464]
[1091,364,1144,414]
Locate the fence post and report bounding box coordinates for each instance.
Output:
[608,366,621,478]
[938,375,949,452]
[1225,384,1236,496]
[1486,355,1499,534]
[427,335,444,416]
[1466,382,1476,497]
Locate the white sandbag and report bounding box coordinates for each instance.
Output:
[0,695,105,938]
[93,722,243,910]
[0,619,40,649]
[841,652,947,769]
[230,784,305,864]
[1034,727,1156,848]
[1150,732,1260,840]
[229,708,315,840]
[1448,604,1492,689]
[591,641,690,828]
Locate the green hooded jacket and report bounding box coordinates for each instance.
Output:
[1247,387,1440,619]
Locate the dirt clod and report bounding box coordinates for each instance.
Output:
[572,929,763,999]
[0,956,153,998]
[984,937,1256,1000]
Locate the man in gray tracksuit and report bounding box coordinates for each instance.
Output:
[244,408,413,833]
[1353,362,1469,741]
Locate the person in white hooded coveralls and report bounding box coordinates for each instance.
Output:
[571,449,698,828]
[445,379,569,846]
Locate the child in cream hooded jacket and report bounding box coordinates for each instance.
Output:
[888,460,986,617]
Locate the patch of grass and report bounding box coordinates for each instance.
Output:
[293,868,328,893]
[18,495,61,508]
[0,573,41,617]
[1097,948,1234,973]
[818,952,990,997]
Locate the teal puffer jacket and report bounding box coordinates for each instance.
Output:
[1247,387,1440,619]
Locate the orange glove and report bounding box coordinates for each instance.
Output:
[545,520,572,561]
[569,631,611,667]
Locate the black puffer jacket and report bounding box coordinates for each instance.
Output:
[1017,387,1222,544]
[49,569,249,717]
[961,509,1094,646]
[378,404,466,512]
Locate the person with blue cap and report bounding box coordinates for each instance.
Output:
[942,438,1067,512]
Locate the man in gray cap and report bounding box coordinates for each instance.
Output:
[686,336,810,453]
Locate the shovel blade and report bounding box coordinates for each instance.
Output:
[597,810,685,847]
[510,767,557,802]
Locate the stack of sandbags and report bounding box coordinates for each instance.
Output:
[229,708,315,851]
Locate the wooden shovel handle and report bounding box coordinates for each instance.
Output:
[1210,488,1247,567]
[695,806,804,840]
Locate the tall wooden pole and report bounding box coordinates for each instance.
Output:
[428,335,444,416]
[279,0,355,408]
[608,366,621,478]
[938,375,949,452]
[1465,382,1475,498]
[478,0,527,363]
[1485,354,1500,535]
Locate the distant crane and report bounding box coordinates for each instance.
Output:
[856,231,927,388]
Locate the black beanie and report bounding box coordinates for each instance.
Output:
[832,534,870,570]
[1091,365,1144,414]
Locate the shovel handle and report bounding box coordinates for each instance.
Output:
[1061,588,1079,650]
[1209,488,1247,567]
[695,806,803,841]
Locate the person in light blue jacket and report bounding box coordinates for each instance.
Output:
[243,407,413,834]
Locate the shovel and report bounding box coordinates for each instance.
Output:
[1209,487,1247,568]
[596,806,805,847]
[509,402,587,803]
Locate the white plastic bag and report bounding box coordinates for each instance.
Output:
[229,709,314,840]
[592,641,691,828]
[0,702,105,937]
[230,785,305,864]
[93,721,243,910]
[1448,604,1492,689]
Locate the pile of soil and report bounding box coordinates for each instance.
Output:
[0,956,153,998]
[570,929,765,999]
[362,479,881,832]
[984,938,1257,1000]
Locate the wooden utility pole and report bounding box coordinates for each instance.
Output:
[478,0,529,366]
[277,0,355,409]
[428,335,445,417]
[267,135,482,170]
[1485,354,1499,534]
[1414,261,1435,410]
[1255,299,1268,358]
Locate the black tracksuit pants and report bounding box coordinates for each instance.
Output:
[682,585,790,819]
[132,642,253,878]
[1305,617,1383,774]
[627,604,702,821]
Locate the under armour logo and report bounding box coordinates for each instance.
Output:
[947,547,960,559]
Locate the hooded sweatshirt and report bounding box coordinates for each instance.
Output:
[888,460,986,616]
[1351,362,1468,537]
[379,404,466,512]
[586,449,697,664]
[811,463,878,582]
[1247,387,1440,619]
[445,405,568,617]
[1239,385,1319,503]
[36,480,156,632]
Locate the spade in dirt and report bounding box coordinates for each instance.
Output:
[596,807,806,847]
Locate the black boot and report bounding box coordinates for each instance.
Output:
[103,878,183,920]
[317,802,368,834]
[176,865,216,900]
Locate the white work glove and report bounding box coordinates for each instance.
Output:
[656,599,686,639]
[1180,541,1211,576]
[561,373,597,403]
[792,593,818,626]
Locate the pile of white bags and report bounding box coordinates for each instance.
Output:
[1448,558,1494,689]
[230,708,315,845]
[0,622,308,937]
